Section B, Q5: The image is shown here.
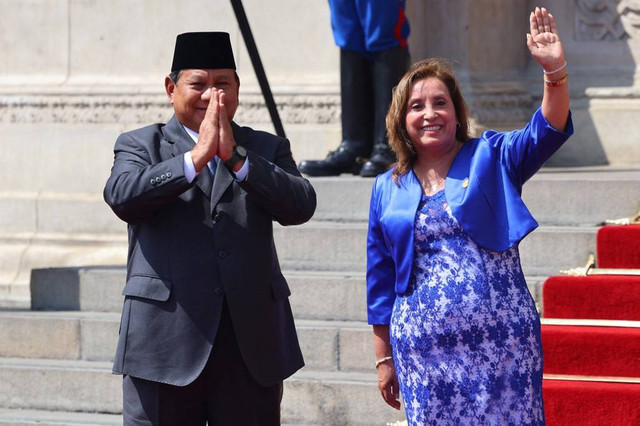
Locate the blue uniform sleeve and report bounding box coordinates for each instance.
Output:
[366,176,397,325]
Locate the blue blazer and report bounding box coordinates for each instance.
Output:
[366,108,573,324]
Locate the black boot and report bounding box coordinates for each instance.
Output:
[360,143,397,177]
[297,142,368,176]
[360,46,410,177]
[299,49,373,177]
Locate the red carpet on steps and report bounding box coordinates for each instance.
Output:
[543,379,640,426]
[542,325,640,377]
[596,224,640,268]
[543,275,640,320]
[542,224,640,424]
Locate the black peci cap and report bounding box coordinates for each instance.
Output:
[171,32,236,72]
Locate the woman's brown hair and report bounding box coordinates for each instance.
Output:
[386,58,471,184]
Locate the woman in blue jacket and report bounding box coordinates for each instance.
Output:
[367,7,572,425]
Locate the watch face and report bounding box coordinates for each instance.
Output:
[236,145,247,157]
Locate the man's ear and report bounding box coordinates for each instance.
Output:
[164,76,175,104]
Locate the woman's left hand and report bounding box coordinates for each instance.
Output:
[378,360,401,410]
[527,7,565,72]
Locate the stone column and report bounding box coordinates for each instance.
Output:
[407,0,532,132]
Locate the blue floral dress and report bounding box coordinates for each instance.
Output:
[389,190,545,425]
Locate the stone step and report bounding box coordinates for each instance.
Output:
[2,167,638,237]
[3,165,635,305]
[309,166,640,225]
[0,309,378,373]
[0,408,328,426]
[0,409,122,426]
[275,224,597,277]
[29,267,126,313]
[0,358,121,414]
[0,233,126,306]
[284,369,405,426]
[26,266,547,318]
[28,268,369,319]
[0,311,119,363]
[4,223,556,303]
[0,358,404,426]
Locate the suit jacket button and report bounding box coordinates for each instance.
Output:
[167,172,172,178]
[218,251,229,259]
[214,288,223,296]
[150,179,156,185]
[161,174,167,181]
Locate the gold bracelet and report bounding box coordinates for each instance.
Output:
[375,356,394,369]
[544,73,568,87]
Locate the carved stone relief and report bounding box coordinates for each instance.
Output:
[618,0,640,38]
[575,0,640,40]
[0,93,341,125]
[0,89,532,127]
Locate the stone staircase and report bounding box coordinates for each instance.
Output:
[0,166,639,425]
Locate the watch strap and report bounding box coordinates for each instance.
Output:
[224,145,247,169]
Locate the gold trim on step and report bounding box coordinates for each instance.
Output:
[603,210,640,225]
[560,254,595,276]
[560,253,640,276]
[544,374,640,384]
[541,318,640,328]
[589,268,640,276]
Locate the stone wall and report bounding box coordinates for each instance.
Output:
[1,0,638,163]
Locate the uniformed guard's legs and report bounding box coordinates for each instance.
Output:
[299,0,373,176]
[358,0,410,177]
[298,0,410,177]
[360,45,410,177]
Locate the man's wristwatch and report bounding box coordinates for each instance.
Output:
[223,145,247,170]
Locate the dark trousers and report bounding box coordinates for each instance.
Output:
[122,301,282,426]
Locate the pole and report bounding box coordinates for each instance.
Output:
[230,0,286,138]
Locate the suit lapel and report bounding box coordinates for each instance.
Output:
[210,159,233,213]
[210,122,246,213]
[162,115,213,199]
[196,164,214,200]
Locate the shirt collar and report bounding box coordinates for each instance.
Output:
[182,125,199,143]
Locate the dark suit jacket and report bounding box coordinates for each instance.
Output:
[104,115,316,387]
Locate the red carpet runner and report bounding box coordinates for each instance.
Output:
[596,224,640,269]
[541,224,640,425]
[544,380,640,425]
[543,275,640,321]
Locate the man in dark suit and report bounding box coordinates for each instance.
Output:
[104,32,316,425]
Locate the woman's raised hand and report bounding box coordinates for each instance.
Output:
[526,7,566,73]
